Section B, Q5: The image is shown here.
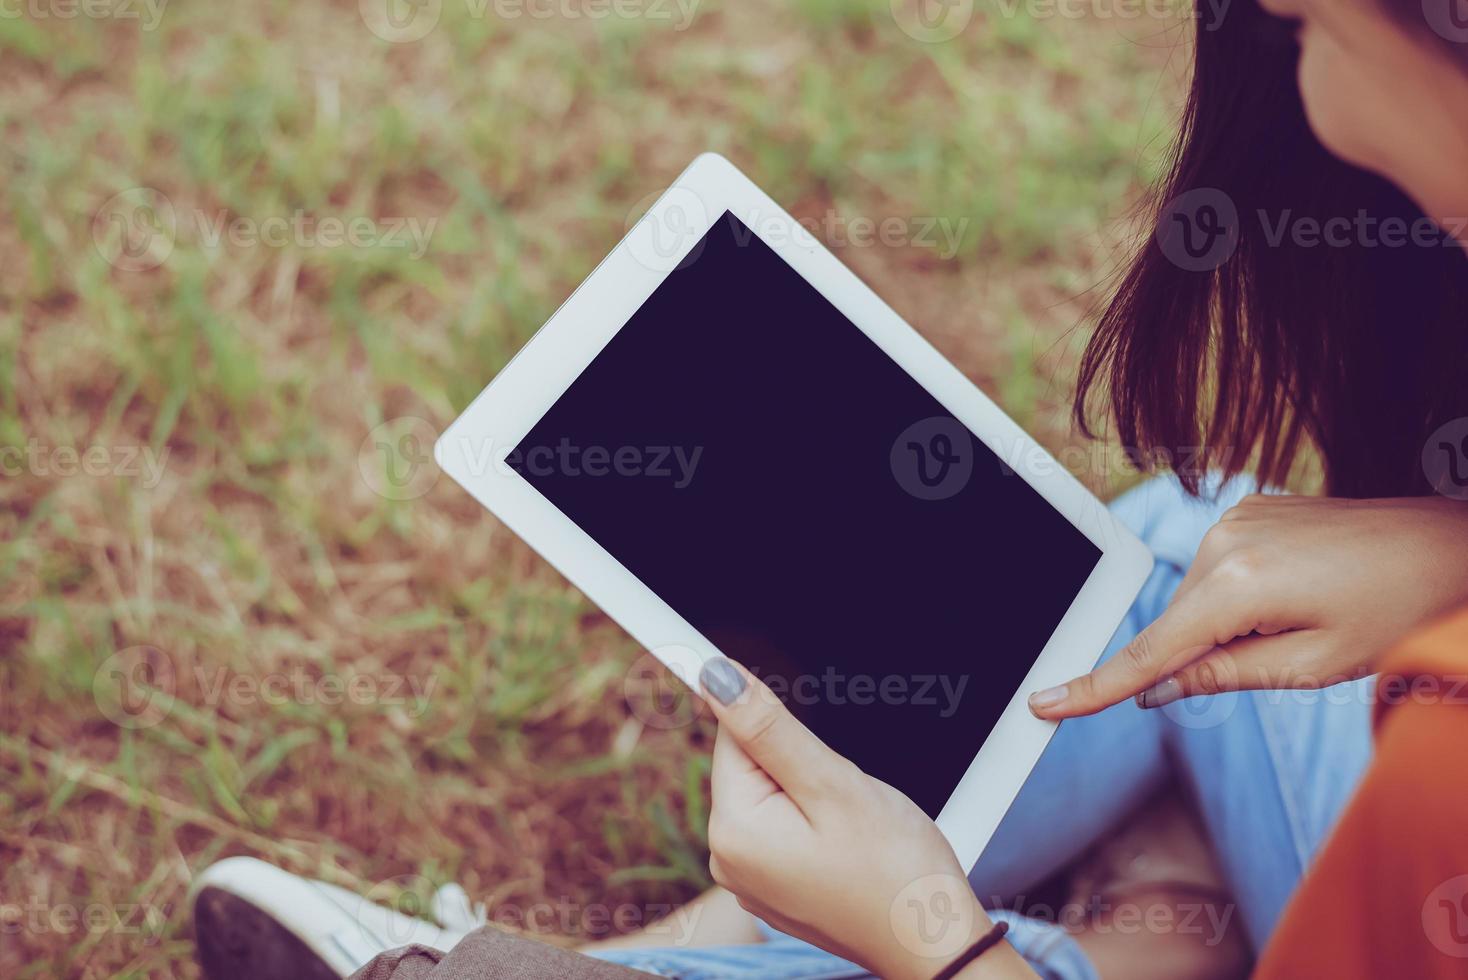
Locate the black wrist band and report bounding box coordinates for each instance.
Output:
[930,920,1010,980]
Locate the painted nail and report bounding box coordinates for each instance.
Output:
[1136,676,1183,709]
[1028,685,1067,711]
[700,658,746,706]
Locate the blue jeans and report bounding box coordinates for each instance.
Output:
[592,477,1376,979]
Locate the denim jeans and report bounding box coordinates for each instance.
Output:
[592,477,1376,979]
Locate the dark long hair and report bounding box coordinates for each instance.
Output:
[1074,0,1468,498]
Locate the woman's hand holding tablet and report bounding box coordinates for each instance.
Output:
[697,657,1034,980]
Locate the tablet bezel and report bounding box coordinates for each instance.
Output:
[435,152,1154,871]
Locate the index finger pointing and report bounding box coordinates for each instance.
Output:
[1027,579,1247,719]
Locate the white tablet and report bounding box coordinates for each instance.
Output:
[436,153,1153,871]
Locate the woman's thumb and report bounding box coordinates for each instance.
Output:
[698,657,846,798]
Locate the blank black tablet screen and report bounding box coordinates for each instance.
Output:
[511,212,1101,817]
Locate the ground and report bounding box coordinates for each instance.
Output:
[0,2,1188,976]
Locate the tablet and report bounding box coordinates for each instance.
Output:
[436,153,1153,871]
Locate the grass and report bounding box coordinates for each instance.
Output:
[1,1,1190,976]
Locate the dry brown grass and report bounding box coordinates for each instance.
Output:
[0,1,1188,975]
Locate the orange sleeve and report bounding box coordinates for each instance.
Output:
[1254,607,1468,979]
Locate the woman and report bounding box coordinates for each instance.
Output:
[587,0,1468,974]
[191,0,1468,977]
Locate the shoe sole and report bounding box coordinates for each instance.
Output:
[194,886,346,980]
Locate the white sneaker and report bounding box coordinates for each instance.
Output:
[191,857,488,980]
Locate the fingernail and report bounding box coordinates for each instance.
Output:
[700,658,746,706]
[1136,676,1183,709]
[1028,685,1067,712]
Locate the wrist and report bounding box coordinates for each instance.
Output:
[874,883,997,980]
[948,934,1035,979]
[880,921,1034,980]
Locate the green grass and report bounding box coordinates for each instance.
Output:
[1,1,1186,975]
